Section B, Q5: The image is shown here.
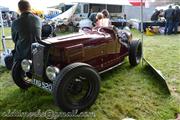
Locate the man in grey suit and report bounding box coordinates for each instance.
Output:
[11,0,41,62]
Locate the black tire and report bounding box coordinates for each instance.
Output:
[53,63,100,112]
[129,40,142,66]
[4,54,13,70]
[42,24,53,38]
[12,61,32,89]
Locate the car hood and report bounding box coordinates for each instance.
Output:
[42,32,110,44]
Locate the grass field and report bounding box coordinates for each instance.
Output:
[0,27,180,120]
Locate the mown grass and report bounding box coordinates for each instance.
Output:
[135,31,180,95]
[0,27,180,120]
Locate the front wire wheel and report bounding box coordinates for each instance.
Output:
[12,61,32,89]
[53,65,100,112]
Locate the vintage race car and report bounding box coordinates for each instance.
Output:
[12,26,142,112]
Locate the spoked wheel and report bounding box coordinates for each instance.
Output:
[53,64,100,112]
[12,61,32,89]
[66,75,93,105]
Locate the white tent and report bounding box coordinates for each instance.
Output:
[69,0,131,5]
[0,6,9,12]
[51,4,78,21]
[0,0,67,12]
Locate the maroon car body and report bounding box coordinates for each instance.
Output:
[12,26,142,112]
[42,27,129,72]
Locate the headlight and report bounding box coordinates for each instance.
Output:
[123,26,131,32]
[46,66,60,81]
[21,59,32,72]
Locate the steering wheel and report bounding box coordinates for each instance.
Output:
[97,27,105,35]
[97,27,118,38]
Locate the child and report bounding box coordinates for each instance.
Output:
[101,9,111,27]
[96,12,103,27]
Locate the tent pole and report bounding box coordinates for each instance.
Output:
[140,0,144,65]
[0,10,7,53]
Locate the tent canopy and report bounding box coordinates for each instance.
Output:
[0,0,66,12]
[0,6,9,12]
[0,0,174,12]
[69,0,131,5]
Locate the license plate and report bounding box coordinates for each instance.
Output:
[31,79,53,92]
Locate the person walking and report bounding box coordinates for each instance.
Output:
[11,0,42,62]
[173,6,180,34]
[164,5,174,35]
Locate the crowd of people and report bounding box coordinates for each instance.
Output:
[1,12,18,27]
[151,5,180,35]
[164,5,180,35]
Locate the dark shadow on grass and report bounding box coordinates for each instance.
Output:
[0,66,9,76]
[141,65,170,95]
[100,62,170,95]
[0,86,94,120]
[0,61,171,119]
[100,62,135,81]
[0,86,54,112]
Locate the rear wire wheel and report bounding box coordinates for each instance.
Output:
[129,40,142,66]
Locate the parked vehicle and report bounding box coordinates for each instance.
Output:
[12,26,142,112]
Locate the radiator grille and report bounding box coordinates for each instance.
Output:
[31,43,45,77]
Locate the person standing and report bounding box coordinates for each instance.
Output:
[6,12,12,27]
[173,6,180,34]
[151,9,160,21]
[11,0,41,62]
[88,8,93,18]
[88,8,97,26]
[164,5,174,35]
